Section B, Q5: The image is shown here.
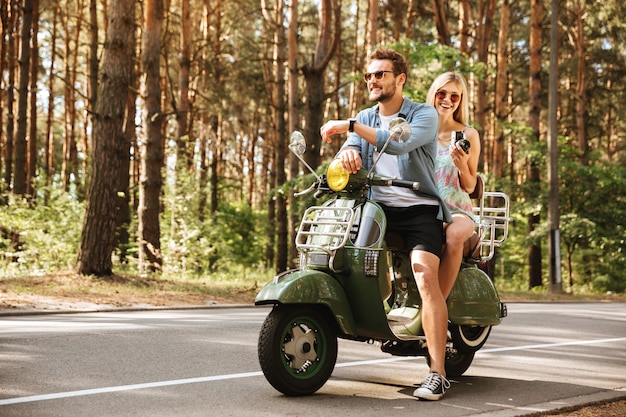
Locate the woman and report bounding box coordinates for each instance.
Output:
[426,72,481,299]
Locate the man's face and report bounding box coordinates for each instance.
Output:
[365,59,399,103]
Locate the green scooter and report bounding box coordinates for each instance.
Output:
[255,119,511,396]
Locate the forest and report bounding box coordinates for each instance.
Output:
[0,0,625,294]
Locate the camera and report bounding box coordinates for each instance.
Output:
[452,131,470,153]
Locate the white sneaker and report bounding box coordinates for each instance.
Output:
[413,371,450,400]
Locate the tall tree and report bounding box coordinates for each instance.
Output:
[432,0,451,46]
[572,0,588,166]
[176,0,192,168]
[43,0,59,199]
[13,0,34,196]
[26,0,39,198]
[493,0,509,179]
[76,0,135,275]
[301,0,339,170]
[287,0,299,268]
[60,1,83,193]
[527,0,543,289]
[2,0,19,195]
[474,0,496,175]
[261,0,288,272]
[138,0,165,273]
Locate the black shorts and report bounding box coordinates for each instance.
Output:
[380,204,444,258]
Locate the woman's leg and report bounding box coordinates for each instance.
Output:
[439,213,475,299]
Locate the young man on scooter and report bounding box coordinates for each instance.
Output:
[320,47,454,401]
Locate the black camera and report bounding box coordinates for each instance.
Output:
[452,131,470,153]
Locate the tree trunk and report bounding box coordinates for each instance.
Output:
[288,0,299,268]
[265,136,276,269]
[432,0,451,46]
[14,0,34,196]
[366,0,378,53]
[176,0,192,168]
[76,0,135,276]
[61,1,83,194]
[138,0,164,273]
[474,0,496,176]
[493,0,509,179]
[574,0,588,166]
[27,0,39,198]
[302,0,338,170]
[458,0,471,55]
[261,0,288,272]
[115,28,137,265]
[2,0,18,195]
[43,1,59,201]
[209,0,223,216]
[527,0,543,289]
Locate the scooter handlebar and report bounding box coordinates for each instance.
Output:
[390,179,420,190]
[371,176,420,190]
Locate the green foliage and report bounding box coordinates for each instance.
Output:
[388,40,488,102]
[495,147,626,293]
[158,169,270,279]
[0,190,85,276]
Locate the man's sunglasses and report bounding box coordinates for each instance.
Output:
[436,90,462,103]
[364,70,398,82]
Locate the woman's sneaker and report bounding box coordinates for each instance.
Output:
[413,371,450,400]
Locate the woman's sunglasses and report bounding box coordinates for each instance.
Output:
[436,90,462,103]
[364,70,397,82]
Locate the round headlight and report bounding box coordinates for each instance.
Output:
[327,159,350,191]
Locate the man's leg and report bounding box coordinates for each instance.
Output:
[411,249,447,375]
[411,249,451,400]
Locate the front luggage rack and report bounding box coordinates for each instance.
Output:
[295,206,355,253]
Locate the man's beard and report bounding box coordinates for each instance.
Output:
[369,84,396,103]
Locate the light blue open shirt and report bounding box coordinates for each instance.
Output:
[338,97,452,224]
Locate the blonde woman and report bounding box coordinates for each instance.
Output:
[426,72,481,299]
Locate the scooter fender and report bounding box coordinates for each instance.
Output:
[447,266,503,326]
[255,269,358,337]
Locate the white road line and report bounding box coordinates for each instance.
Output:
[0,372,263,405]
[1,336,624,406]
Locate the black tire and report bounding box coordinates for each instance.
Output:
[258,305,338,396]
[450,324,492,353]
[426,349,475,377]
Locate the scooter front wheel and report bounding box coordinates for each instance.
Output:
[258,305,338,396]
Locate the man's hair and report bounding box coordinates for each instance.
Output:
[368,47,408,78]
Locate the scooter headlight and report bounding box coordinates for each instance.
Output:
[327,159,350,191]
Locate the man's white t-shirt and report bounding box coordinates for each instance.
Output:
[370,113,439,208]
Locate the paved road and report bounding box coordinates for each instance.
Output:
[1,303,625,416]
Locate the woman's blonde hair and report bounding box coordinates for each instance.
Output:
[426,72,470,125]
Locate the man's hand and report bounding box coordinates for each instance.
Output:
[338,148,362,174]
[320,120,350,143]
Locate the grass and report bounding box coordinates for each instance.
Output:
[1,269,624,311]
[0,270,267,310]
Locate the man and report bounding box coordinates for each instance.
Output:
[320,47,453,401]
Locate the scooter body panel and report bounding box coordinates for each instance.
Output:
[447,265,503,325]
[255,269,359,337]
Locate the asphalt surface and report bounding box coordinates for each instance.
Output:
[1,302,625,416]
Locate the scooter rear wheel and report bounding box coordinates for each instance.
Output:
[450,324,492,353]
[258,305,338,396]
[426,350,475,377]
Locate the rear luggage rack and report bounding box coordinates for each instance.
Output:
[472,191,512,262]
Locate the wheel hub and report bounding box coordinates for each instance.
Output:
[283,324,318,371]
